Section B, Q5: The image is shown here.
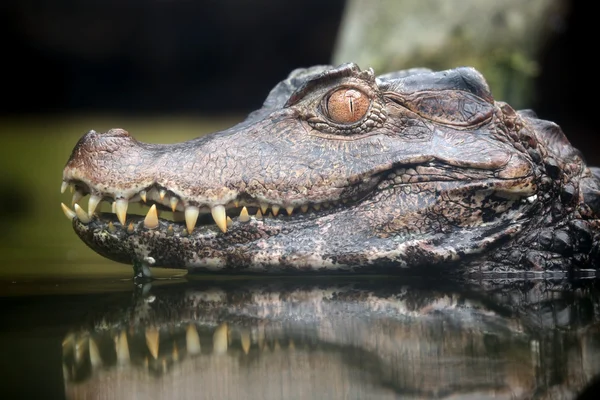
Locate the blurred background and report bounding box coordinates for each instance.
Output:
[0,0,597,279]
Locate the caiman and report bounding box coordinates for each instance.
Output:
[59,63,600,277]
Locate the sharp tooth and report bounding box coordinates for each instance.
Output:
[71,191,83,206]
[60,203,76,220]
[127,222,135,234]
[185,206,200,234]
[115,199,128,225]
[186,324,201,355]
[111,201,116,214]
[88,194,102,215]
[286,206,294,215]
[145,328,160,360]
[255,209,263,220]
[260,203,268,214]
[74,204,91,223]
[271,205,280,217]
[108,221,116,233]
[300,204,309,213]
[140,190,147,203]
[241,331,250,355]
[159,189,167,201]
[226,216,233,228]
[234,200,239,208]
[167,224,174,236]
[170,197,179,212]
[60,181,69,194]
[211,205,227,233]
[239,207,250,222]
[116,331,130,365]
[89,337,102,368]
[313,204,321,211]
[213,323,228,355]
[144,204,159,229]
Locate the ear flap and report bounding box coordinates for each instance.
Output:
[519,111,583,161]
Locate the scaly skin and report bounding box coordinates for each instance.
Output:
[60,64,600,277]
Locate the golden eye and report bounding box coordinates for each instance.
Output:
[326,88,370,124]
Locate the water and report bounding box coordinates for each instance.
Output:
[1,117,599,399]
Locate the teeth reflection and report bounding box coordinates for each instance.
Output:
[116,331,130,365]
[60,203,76,220]
[88,194,102,215]
[89,337,102,368]
[241,331,251,355]
[145,328,160,360]
[111,201,116,214]
[186,324,201,355]
[172,342,179,361]
[213,323,228,354]
[115,198,128,225]
[226,216,233,228]
[74,204,91,224]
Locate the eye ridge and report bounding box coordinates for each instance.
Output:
[325,87,371,125]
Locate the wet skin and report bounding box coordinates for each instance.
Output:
[60,64,600,276]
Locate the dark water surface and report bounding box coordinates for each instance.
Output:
[1,276,599,399]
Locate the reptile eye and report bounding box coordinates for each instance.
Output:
[326,88,370,124]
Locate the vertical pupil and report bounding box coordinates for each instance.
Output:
[327,88,369,124]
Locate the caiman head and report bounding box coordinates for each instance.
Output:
[60,63,600,275]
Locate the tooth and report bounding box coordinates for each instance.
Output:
[167,224,174,236]
[145,328,160,359]
[127,222,135,234]
[226,216,233,228]
[241,331,250,355]
[239,207,250,222]
[69,185,74,194]
[111,201,116,214]
[271,205,280,217]
[144,204,159,229]
[71,191,83,206]
[286,206,294,215]
[88,194,102,215]
[108,221,116,233]
[60,203,76,220]
[234,200,239,208]
[255,209,263,220]
[140,190,147,202]
[116,331,130,365]
[186,324,201,355]
[60,181,69,194]
[185,206,199,234]
[74,204,91,223]
[213,323,228,354]
[159,189,166,201]
[300,204,309,213]
[313,204,321,211]
[260,203,268,214]
[89,337,102,368]
[115,198,128,225]
[211,205,227,233]
[170,197,179,212]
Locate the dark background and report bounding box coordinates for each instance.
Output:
[1,0,598,161]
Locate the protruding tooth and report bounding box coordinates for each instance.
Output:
[286,206,294,216]
[111,201,116,214]
[211,205,227,233]
[239,207,250,222]
[255,209,263,220]
[260,203,268,214]
[213,323,228,354]
[115,198,128,225]
[71,191,83,206]
[88,194,102,215]
[108,221,116,233]
[313,204,321,211]
[144,204,159,229]
[89,337,102,368]
[74,204,91,223]
[186,324,201,355]
[159,189,167,201]
[127,222,135,234]
[300,204,309,213]
[185,206,199,234]
[145,328,160,360]
[60,181,69,194]
[116,331,130,365]
[140,190,147,203]
[241,331,250,355]
[226,216,233,228]
[271,205,280,217]
[60,203,76,220]
[170,197,179,212]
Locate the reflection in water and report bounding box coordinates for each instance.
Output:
[62,278,600,399]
